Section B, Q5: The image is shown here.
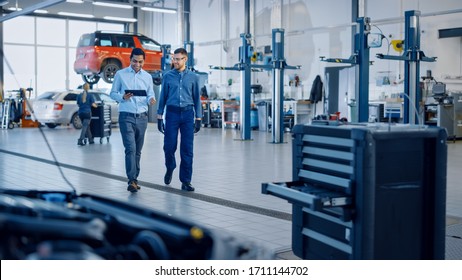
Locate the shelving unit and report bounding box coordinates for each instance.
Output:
[222,100,239,129]
[284,100,313,125]
[294,100,313,125]
[201,99,312,130]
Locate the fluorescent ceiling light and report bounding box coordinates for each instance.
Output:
[66,0,83,3]
[93,1,132,9]
[104,16,137,22]
[58,11,94,18]
[7,7,22,11]
[34,9,49,14]
[141,6,176,14]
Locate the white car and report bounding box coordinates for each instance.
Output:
[32,90,119,129]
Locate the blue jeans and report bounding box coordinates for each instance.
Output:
[78,112,92,141]
[164,107,195,183]
[119,112,148,183]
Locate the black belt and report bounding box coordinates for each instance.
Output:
[120,111,148,118]
[167,105,194,112]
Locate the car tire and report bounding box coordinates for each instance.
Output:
[46,123,58,129]
[82,74,100,85]
[71,113,82,129]
[102,62,120,84]
[152,70,162,86]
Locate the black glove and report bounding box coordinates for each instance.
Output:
[194,119,201,133]
[157,119,164,134]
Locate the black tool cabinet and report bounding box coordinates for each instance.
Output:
[262,123,447,259]
[90,104,111,143]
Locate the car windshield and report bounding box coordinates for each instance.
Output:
[63,93,78,101]
[140,37,161,51]
[77,33,95,47]
[36,91,59,100]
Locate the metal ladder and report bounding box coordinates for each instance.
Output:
[1,99,11,129]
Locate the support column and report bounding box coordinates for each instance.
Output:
[355,17,370,122]
[272,29,285,143]
[404,10,421,124]
[239,34,252,140]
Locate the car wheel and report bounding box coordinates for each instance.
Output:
[152,70,162,86]
[82,74,100,85]
[46,123,58,129]
[102,62,120,84]
[71,113,82,129]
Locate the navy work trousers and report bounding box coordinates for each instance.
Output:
[164,107,195,184]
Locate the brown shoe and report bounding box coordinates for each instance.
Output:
[133,180,141,190]
[127,181,138,193]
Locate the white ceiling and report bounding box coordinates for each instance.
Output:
[0,0,171,22]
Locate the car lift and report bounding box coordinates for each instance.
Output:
[183,41,209,88]
[210,29,300,143]
[320,17,373,122]
[376,10,436,124]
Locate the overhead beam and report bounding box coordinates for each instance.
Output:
[0,0,66,22]
[438,27,462,38]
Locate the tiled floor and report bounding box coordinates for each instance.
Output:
[0,123,461,259]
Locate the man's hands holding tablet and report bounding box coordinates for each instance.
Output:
[123,90,147,100]
[125,89,146,96]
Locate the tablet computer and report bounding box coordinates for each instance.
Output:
[125,89,147,96]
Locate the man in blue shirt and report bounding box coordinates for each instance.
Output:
[157,48,202,192]
[110,48,156,193]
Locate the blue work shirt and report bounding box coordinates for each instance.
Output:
[109,66,155,114]
[157,69,202,118]
[77,92,95,114]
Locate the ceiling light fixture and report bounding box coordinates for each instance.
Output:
[103,16,137,22]
[141,6,176,14]
[7,7,22,11]
[34,9,49,14]
[93,1,132,9]
[58,11,94,18]
[66,0,83,3]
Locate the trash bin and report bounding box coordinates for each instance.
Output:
[250,107,258,130]
[257,101,270,131]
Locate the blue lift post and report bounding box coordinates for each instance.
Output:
[184,41,209,92]
[263,29,300,143]
[209,33,254,141]
[160,44,172,71]
[376,10,436,124]
[240,34,252,141]
[210,29,299,143]
[320,17,371,122]
[184,41,196,71]
[151,44,172,86]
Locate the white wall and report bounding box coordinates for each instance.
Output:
[140,0,462,100]
[2,0,461,98]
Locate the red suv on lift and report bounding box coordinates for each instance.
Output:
[74,31,163,84]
